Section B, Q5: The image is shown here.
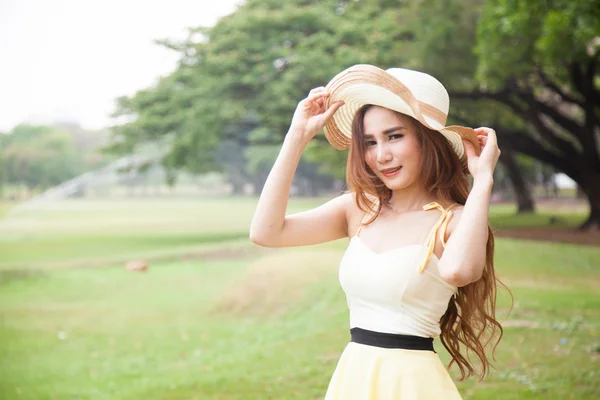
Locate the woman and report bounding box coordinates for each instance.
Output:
[250,64,506,399]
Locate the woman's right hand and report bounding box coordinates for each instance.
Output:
[288,87,344,142]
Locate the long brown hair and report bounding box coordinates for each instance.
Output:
[346,104,510,380]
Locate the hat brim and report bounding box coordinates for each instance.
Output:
[323,65,478,159]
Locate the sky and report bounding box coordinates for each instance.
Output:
[0,0,241,132]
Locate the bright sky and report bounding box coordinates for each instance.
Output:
[0,0,241,132]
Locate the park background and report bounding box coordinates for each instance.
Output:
[0,0,599,399]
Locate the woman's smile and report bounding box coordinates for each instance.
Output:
[381,166,402,178]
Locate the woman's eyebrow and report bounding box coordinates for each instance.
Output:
[382,126,406,134]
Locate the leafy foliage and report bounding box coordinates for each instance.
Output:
[471,0,600,228]
[110,0,431,181]
[476,0,600,86]
[109,0,599,224]
[0,125,83,190]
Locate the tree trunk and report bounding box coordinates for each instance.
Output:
[499,148,535,213]
[251,173,268,196]
[309,180,319,197]
[295,178,310,197]
[231,182,244,195]
[577,173,600,231]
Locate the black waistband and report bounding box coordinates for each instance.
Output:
[350,328,435,352]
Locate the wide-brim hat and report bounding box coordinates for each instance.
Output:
[323,64,478,159]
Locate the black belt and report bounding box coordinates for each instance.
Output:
[350,328,435,352]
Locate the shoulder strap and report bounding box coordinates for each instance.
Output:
[355,198,380,237]
[418,202,457,273]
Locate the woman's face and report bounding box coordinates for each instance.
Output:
[362,106,422,191]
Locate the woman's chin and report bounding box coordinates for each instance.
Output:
[383,181,408,191]
[381,177,417,191]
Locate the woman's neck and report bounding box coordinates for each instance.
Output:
[385,186,443,213]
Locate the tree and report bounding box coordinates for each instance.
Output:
[110,0,438,184]
[452,0,600,229]
[111,0,598,226]
[499,148,536,212]
[0,125,84,192]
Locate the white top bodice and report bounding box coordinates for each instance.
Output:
[338,202,458,338]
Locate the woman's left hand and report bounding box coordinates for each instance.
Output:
[463,127,501,182]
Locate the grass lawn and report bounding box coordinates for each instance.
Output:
[0,197,598,399]
[0,201,17,219]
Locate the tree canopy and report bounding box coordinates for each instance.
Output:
[463,0,600,228]
[0,124,109,195]
[0,125,83,190]
[110,0,600,228]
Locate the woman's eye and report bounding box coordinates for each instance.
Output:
[389,134,404,140]
[365,141,376,147]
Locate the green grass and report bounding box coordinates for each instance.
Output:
[488,202,588,229]
[489,212,587,229]
[0,201,17,219]
[0,197,598,399]
[0,197,588,271]
[0,232,249,270]
[0,198,321,270]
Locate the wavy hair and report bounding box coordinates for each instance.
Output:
[346,104,510,380]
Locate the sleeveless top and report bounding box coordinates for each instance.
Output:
[339,202,458,338]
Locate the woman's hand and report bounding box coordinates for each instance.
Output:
[289,87,344,142]
[463,127,501,182]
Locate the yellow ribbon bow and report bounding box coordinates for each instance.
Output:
[418,202,456,273]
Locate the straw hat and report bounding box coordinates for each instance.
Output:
[323,64,478,159]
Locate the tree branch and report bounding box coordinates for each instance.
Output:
[515,90,584,138]
[563,61,600,169]
[499,128,579,180]
[450,88,582,157]
[585,59,598,99]
[518,96,582,156]
[452,110,579,179]
[536,69,584,107]
[570,61,600,106]
[227,132,331,147]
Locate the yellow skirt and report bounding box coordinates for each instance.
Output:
[324,342,462,399]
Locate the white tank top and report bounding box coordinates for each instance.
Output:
[339,201,458,338]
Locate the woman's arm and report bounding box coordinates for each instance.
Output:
[249,88,347,247]
[438,128,500,287]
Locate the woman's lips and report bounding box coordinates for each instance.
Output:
[381,167,401,177]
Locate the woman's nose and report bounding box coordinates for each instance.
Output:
[376,143,392,164]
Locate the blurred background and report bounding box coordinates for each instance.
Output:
[0,0,598,399]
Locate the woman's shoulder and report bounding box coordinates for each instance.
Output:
[339,192,380,235]
[338,191,378,214]
[331,192,361,217]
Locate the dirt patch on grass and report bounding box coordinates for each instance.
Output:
[178,245,261,262]
[212,249,342,318]
[0,242,260,279]
[495,228,600,247]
